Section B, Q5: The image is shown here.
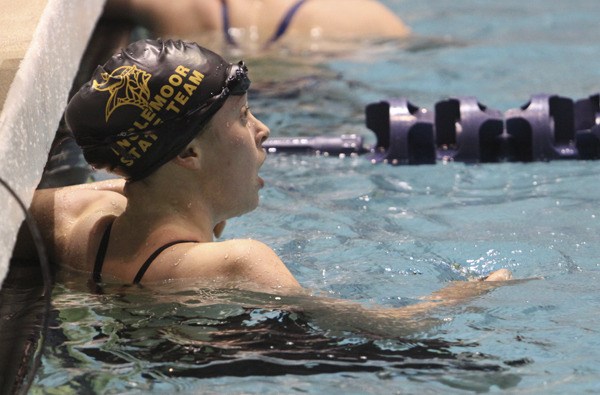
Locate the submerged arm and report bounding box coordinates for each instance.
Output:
[232,269,517,337]
[159,262,516,337]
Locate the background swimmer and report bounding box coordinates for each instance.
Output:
[104,0,411,53]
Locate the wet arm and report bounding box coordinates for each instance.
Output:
[186,238,513,334]
[251,269,517,336]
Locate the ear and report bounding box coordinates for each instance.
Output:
[172,139,201,170]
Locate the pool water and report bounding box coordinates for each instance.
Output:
[31,0,600,393]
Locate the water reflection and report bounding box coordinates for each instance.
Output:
[35,281,526,393]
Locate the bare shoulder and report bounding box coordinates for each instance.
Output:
[216,238,283,262]
[192,239,302,291]
[152,238,302,292]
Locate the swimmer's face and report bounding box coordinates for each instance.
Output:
[197,94,270,218]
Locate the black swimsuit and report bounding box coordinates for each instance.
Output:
[93,221,197,284]
[221,0,308,46]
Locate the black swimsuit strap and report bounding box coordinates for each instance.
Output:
[93,221,114,283]
[93,220,196,284]
[132,240,197,284]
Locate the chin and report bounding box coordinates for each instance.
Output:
[249,198,260,212]
[233,199,259,218]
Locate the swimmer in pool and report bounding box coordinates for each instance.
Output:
[28,39,511,311]
[104,0,410,52]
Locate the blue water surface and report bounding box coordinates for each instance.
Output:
[32,0,600,394]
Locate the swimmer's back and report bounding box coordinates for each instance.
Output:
[279,0,410,39]
[30,181,127,273]
[107,0,410,47]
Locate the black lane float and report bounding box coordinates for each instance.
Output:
[264,93,600,165]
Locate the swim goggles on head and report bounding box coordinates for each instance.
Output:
[225,61,251,96]
[169,60,250,127]
[83,61,251,147]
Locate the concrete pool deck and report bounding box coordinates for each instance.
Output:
[0,0,106,287]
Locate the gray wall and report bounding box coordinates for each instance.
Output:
[0,0,106,288]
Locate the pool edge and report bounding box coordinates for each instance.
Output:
[0,0,106,288]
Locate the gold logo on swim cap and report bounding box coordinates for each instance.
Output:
[93,65,152,122]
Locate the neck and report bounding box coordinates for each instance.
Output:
[121,166,218,242]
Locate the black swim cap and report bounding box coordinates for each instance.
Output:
[65,39,250,181]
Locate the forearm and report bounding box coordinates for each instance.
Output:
[248,270,516,336]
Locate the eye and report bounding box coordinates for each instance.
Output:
[241,105,250,124]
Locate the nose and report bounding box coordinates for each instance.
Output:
[253,115,270,147]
